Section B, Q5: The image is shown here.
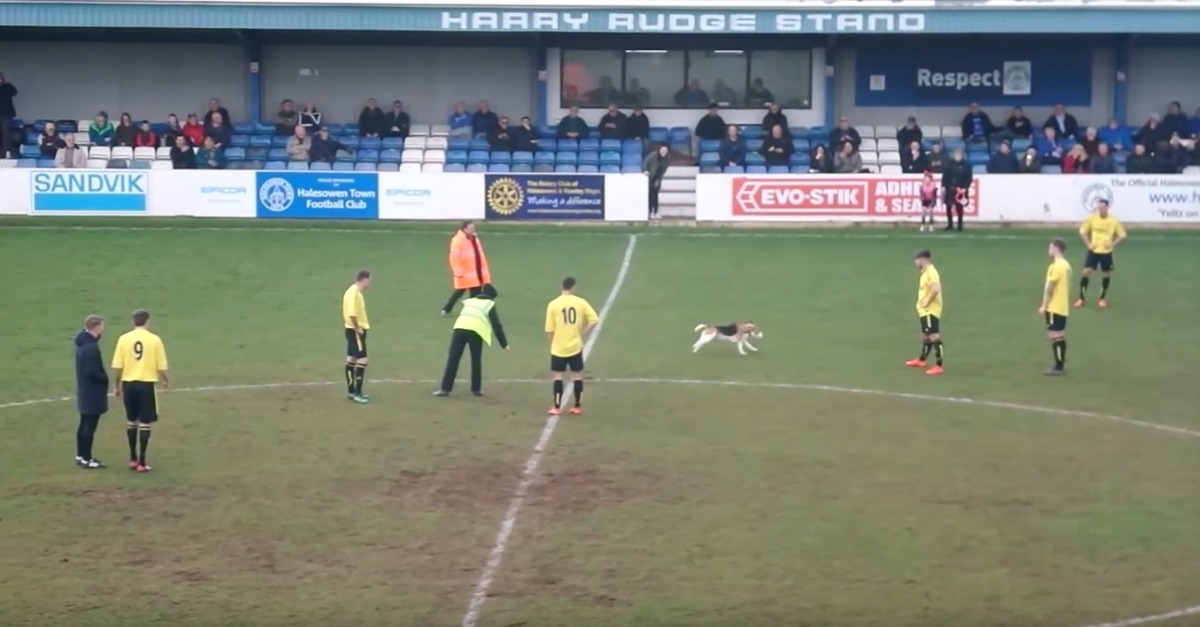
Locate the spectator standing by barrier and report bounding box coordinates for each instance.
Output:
[897,116,923,149]
[299,102,321,132]
[0,72,16,158]
[287,126,311,161]
[719,125,745,168]
[55,134,87,168]
[310,127,349,164]
[512,116,539,152]
[113,113,136,147]
[170,135,196,169]
[89,112,115,147]
[384,101,409,139]
[39,122,65,158]
[358,98,387,138]
[643,145,669,221]
[987,141,1018,173]
[941,149,972,232]
[74,315,109,469]
[134,120,157,149]
[833,141,862,173]
[196,136,224,169]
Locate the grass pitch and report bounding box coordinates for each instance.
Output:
[0,219,1198,627]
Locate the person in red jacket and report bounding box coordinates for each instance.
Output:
[181,113,204,147]
[134,120,158,148]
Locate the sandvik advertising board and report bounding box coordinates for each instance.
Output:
[255,172,379,219]
[484,174,605,220]
[29,170,149,215]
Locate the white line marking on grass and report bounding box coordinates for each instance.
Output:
[459,234,639,627]
[1074,605,1200,627]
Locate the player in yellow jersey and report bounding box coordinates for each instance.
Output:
[111,309,170,472]
[1074,198,1126,309]
[342,270,371,403]
[544,277,599,415]
[905,249,944,375]
[1039,239,1072,375]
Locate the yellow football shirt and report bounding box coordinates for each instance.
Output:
[1080,214,1126,254]
[545,294,599,357]
[342,284,369,329]
[916,264,943,318]
[1045,258,1072,316]
[112,328,168,382]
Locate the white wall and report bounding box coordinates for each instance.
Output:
[0,42,245,122]
[261,45,535,125]
[546,47,826,130]
[1127,47,1200,123]
[834,46,1116,129]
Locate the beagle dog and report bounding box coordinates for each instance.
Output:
[692,322,762,356]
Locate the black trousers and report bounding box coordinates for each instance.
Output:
[440,328,484,393]
[76,413,101,459]
[442,285,482,313]
[943,189,965,227]
[0,116,13,159]
[648,181,661,216]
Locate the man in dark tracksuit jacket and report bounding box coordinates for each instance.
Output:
[940,149,973,232]
[74,315,109,468]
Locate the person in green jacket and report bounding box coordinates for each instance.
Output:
[435,284,509,397]
[642,144,670,220]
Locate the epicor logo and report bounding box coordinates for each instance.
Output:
[386,189,432,197]
[201,187,246,194]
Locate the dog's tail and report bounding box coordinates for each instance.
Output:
[693,324,707,332]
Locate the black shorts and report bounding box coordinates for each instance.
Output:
[122,381,158,424]
[345,328,367,359]
[921,198,936,208]
[1045,312,1068,332]
[550,352,585,373]
[1083,251,1115,272]
[918,314,941,335]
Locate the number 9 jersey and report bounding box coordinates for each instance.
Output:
[112,328,168,382]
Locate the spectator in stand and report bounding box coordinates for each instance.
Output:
[286,125,311,161]
[1079,127,1101,156]
[556,106,589,140]
[203,98,231,127]
[88,112,115,147]
[1004,106,1034,139]
[1125,143,1153,173]
[761,124,793,166]
[113,113,136,147]
[926,141,946,173]
[694,103,726,143]
[584,76,622,107]
[512,116,539,152]
[203,111,231,150]
[472,100,499,137]
[275,99,298,136]
[712,79,739,107]
[960,102,995,143]
[1189,106,1200,139]
[38,122,65,158]
[597,104,627,140]
[1098,117,1132,152]
[358,98,387,138]
[196,136,225,169]
[1162,101,1189,139]
[161,114,182,148]
[134,121,157,149]
[627,106,650,141]
[170,135,196,169]
[809,144,833,173]
[448,102,472,138]
[0,72,16,158]
[675,79,709,107]
[1018,146,1042,173]
[488,117,514,151]
[55,133,87,168]
[828,116,861,150]
[745,78,775,109]
[987,140,1019,173]
[1091,142,1116,173]
[384,101,410,139]
[833,140,862,173]
[1063,144,1091,173]
[901,140,929,174]
[181,113,204,147]
[1134,114,1170,153]
[624,78,650,109]
[897,116,923,149]
[309,126,349,164]
[1044,104,1079,140]
[1035,126,1066,166]
[718,125,745,167]
[941,149,972,231]
[299,102,322,132]
[761,103,789,138]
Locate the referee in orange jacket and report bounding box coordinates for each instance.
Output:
[441,220,493,316]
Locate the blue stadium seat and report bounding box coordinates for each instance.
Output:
[670,142,690,156]
[668,127,690,144]
[579,138,599,152]
[353,162,375,171]
[335,150,354,163]
[106,159,128,169]
[555,164,577,173]
[792,139,811,152]
[19,144,39,158]
[724,165,745,174]
[249,136,271,148]
[326,124,346,135]
[943,138,965,151]
[557,139,578,152]
[789,127,810,139]
[534,151,556,165]
[577,164,599,173]
[357,149,380,162]
[270,136,289,147]
[339,136,360,149]
[1041,165,1063,174]
[1114,153,1128,167]
[972,164,987,174]
[264,161,286,170]
[15,158,36,168]
[809,126,827,137]
[578,151,599,166]
[488,164,510,173]
[535,138,555,152]
[510,163,532,173]
[745,153,766,166]
[768,166,789,174]
[699,153,719,166]
[37,158,56,168]
[600,164,621,174]
[1011,138,1032,153]
[622,139,642,153]
[557,151,578,165]
[249,123,271,136]
[468,138,490,152]
[224,161,244,170]
[467,163,488,173]
[230,135,250,148]
[741,126,765,140]
[620,165,641,174]
[648,127,669,143]
[490,151,512,165]
[699,139,720,153]
[446,150,468,165]
[310,161,332,170]
[746,139,764,152]
[359,137,382,150]
[789,153,811,166]
[599,152,621,166]
[700,166,722,174]
[267,148,288,160]
[57,121,78,133]
[8,118,23,130]
[621,154,642,168]
[537,125,556,139]
[468,150,490,164]
[32,119,50,132]
[746,165,767,174]
[790,166,809,174]
[332,161,354,171]
[534,163,554,173]
[24,131,39,145]
[448,137,470,151]
[379,149,401,163]
[376,163,398,172]
[225,147,246,161]
[288,161,308,170]
[511,150,533,165]
[600,139,622,152]
[444,163,466,173]
[381,137,403,150]
[968,153,989,166]
[233,122,254,135]
[240,160,262,170]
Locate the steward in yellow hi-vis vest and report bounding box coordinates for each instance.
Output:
[435,284,509,397]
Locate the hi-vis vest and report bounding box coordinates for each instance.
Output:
[453,298,495,345]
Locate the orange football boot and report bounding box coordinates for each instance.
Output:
[925,365,944,376]
[568,406,583,415]
[1073,299,1085,308]
[1097,299,1108,309]
[547,407,561,416]
[136,464,153,473]
[905,359,927,367]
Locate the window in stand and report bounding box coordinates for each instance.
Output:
[747,50,813,109]
[687,50,749,108]
[561,50,623,108]
[625,50,686,108]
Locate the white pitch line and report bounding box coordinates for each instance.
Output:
[1074,605,1200,627]
[459,233,639,627]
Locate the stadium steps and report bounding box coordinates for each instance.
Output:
[659,166,698,219]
